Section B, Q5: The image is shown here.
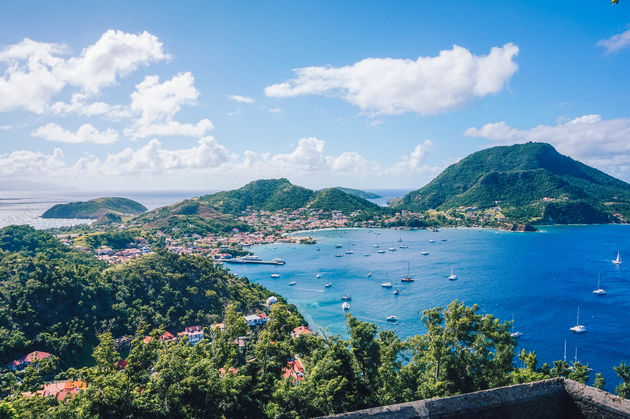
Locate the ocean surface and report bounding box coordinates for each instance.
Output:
[226,225,630,390]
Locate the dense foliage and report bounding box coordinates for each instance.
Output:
[0,226,282,364]
[395,142,630,223]
[3,299,627,418]
[42,197,147,219]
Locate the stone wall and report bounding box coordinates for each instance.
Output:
[321,378,630,419]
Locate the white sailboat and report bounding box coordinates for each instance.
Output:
[593,275,607,295]
[612,250,622,265]
[381,282,393,288]
[421,250,429,255]
[569,306,586,334]
[448,267,457,281]
[510,315,523,338]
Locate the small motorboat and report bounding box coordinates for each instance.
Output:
[421,250,429,255]
[270,273,280,278]
[325,282,332,288]
[341,295,352,301]
[393,289,401,295]
[289,281,296,286]
[316,273,322,279]
[386,315,398,322]
[342,302,350,311]
[381,282,393,288]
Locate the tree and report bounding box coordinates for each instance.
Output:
[593,372,606,390]
[614,362,630,398]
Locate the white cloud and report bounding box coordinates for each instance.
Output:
[464,114,630,170]
[389,140,434,174]
[50,93,130,119]
[265,43,519,115]
[0,137,440,188]
[94,136,235,175]
[0,30,169,113]
[31,123,119,144]
[227,94,255,104]
[124,72,214,139]
[598,28,630,53]
[0,148,65,176]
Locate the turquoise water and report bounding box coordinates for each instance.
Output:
[227,225,630,389]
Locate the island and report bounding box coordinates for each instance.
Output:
[42,197,148,219]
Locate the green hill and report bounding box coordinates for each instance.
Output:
[199,178,314,214]
[335,187,381,200]
[395,142,630,224]
[0,225,284,364]
[42,197,147,219]
[308,188,381,213]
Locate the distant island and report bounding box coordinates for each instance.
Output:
[42,197,147,219]
[335,187,381,200]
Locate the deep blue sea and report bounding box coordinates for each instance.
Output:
[227,226,630,390]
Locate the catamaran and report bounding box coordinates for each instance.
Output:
[593,275,607,295]
[569,306,586,333]
[612,250,622,265]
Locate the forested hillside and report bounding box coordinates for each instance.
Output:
[395,143,630,224]
[42,197,147,219]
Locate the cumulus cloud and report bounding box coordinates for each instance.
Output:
[31,123,119,144]
[464,114,630,171]
[265,43,519,115]
[598,28,630,53]
[50,93,130,119]
[124,72,213,139]
[0,136,440,187]
[0,148,65,176]
[0,30,169,113]
[388,140,434,174]
[227,94,255,104]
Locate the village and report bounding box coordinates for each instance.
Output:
[5,296,313,402]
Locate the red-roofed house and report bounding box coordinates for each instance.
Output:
[23,380,85,401]
[282,358,305,382]
[6,351,52,371]
[291,326,313,339]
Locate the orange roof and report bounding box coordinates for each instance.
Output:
[282,359,305,381]
[292,326,312,337]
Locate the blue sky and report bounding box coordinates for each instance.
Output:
[1,1,629,190]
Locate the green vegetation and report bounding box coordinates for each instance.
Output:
[0,226,283,366]
[3,298,627,418]
[395,142,630,224]
[307,187,382,213]
[335,187,381,200]
[42,197,147,219]
[198,178,383,215]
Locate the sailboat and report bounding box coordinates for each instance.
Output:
[593,275,607,295]
[345,241,354,254]
[448,267,457,281]
[401,262,414,282]
[612,250,622,265]
[421,250,429,255]
[569,306,587,333]
[367,272,372,277]
[510,315,523,338]
[270,266,280,278]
